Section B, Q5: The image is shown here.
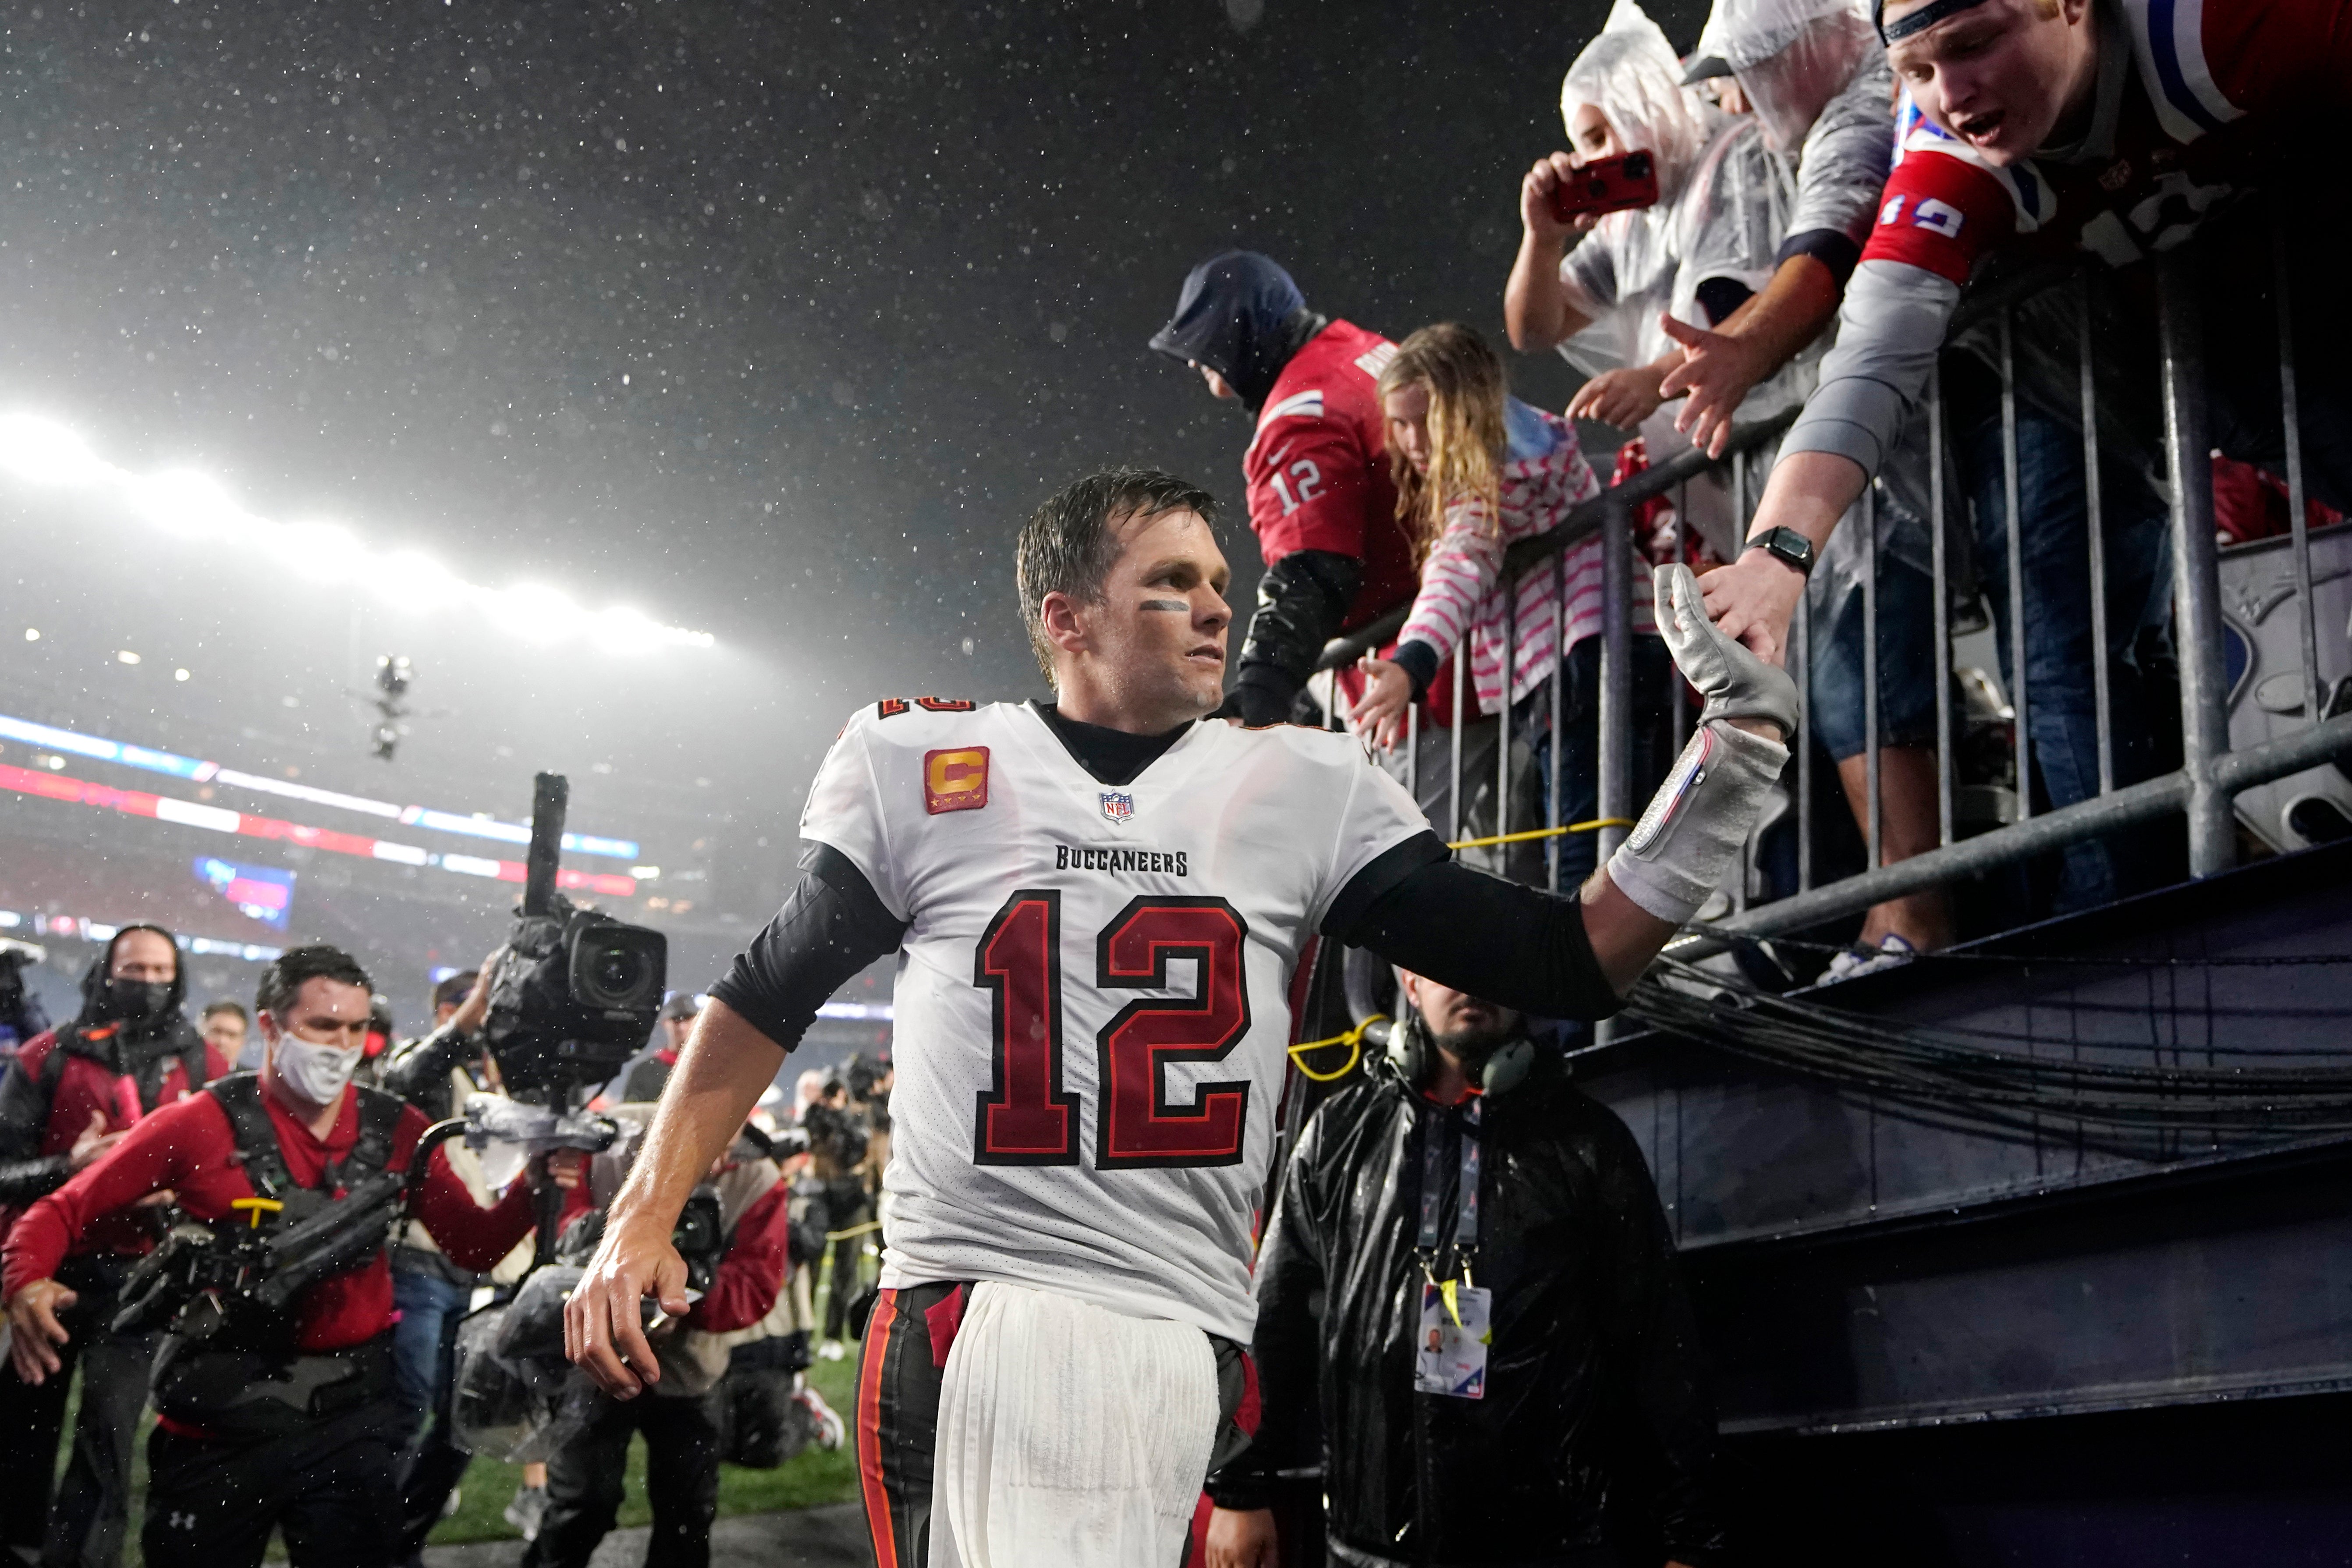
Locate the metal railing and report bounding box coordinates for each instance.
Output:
[1315,225,2352,964]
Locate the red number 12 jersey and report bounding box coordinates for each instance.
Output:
[798,700,1427,1341]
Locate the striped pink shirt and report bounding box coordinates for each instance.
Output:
[1396,401,1658,717]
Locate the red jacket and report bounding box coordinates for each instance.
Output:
[0,1027,230,1259]
[692,1174,793,1334]
[1242,319,1416,633]
[3,1084,535,1351]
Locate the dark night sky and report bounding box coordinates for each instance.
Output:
[0,0,1710,985]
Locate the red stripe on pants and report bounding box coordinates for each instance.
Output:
[856,1286,901,1565]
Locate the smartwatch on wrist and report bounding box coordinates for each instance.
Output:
[1743,526,1816,577]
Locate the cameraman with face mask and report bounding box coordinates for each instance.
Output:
[1,944,543,1568]
[1204,973,1726,1568]
[0,923,230,1568]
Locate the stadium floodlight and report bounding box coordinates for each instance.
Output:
[132,469,249,538]
[486,583,581,644]
[0,410,716,653]
[0,415,110,487]
[285,520,367,582]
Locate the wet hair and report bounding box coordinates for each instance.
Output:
[1015,468,1218,682]
[255,944,373,1021]
[201,1000,248,1025]
[432,970,479,1013]
[1378,323,1509,566]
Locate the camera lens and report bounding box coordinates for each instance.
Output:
[590,943,645,1001]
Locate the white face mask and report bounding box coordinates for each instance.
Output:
[272,1031,363,1107]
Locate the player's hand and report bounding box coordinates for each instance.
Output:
[67,1109,122,1173]
[1347,656,1414,752]
[6,1279,76,1384]
[1520,153,1599,245]
[565,1211,690,1398]
[1656,313,1774,458]
[1660,564,1799,740]
[1567,362,1672,429]
[1205,1507,1280,1568]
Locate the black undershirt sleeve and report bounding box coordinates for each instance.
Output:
[1775,229,1862,289]
[1324,833,1624,1021]
[1231,549,1363,727]
[707,844,910,1054]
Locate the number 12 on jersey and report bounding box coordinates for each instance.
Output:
[972,890,1253,1170]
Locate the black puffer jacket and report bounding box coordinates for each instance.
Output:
[1209,1052,1727,1567]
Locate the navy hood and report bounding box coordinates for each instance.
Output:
[1149,250,1325,415]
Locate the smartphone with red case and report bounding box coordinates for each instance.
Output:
[1549,150,1659,220]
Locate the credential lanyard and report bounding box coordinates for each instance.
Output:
[1415,1097,1481,1270]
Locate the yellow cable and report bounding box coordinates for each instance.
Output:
[1286,1014,1387,1082]
[1446,816,1634,852]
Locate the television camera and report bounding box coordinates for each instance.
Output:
[484,771,668,1104]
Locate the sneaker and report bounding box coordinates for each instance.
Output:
[504,1484,547,1542]
[817,1339,847,1361]
[797,1384,848,1450]
[1821,933,1919,984]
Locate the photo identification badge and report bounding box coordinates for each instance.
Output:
[1414,1280,1492,1399]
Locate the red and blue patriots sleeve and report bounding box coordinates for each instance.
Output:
[1858,146,2016,285]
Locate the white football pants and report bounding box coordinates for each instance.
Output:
[928,1281,1218,1568]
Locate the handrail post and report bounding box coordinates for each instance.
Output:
[2273,211,2322,724]
[1598,496,1633,867]
[1929,363,1954,846]
[1999,309,2033,823]
[1549,551,1566,894]
[2156,250,2237,877]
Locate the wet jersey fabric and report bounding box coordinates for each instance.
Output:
[1784,0,2352,477]
[795,699,1430,1342]
[1243,319,1416,635]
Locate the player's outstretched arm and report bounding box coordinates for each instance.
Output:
[1601,564,1798,929]
[1340,567,1792,1010]
[567,997,783,1397]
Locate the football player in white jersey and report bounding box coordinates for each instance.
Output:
[567,468,1796,1568]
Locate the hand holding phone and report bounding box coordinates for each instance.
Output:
[1549,151,1659,222]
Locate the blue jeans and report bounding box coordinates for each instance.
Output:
[1961,406,2172,912]
[390,1265,471,1454]
[1806,550,1940,763]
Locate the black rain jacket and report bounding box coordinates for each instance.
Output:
[1209,1052,1727,1567]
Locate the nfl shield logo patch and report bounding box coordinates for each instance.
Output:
[1099,791,1135,823]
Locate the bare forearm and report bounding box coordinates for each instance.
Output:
[1749,448,1867,550]
[1577,867,1683,997]
[1716,254,1839,374]
[1505,231,1587,351]
[607,998,783,1232]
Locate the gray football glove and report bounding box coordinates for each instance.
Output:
[1654,563,1799,740]
[1603,565,1795,926]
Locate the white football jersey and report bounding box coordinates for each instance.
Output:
[798,699,1430,1342]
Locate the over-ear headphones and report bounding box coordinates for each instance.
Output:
[1384,1011,1537,1099]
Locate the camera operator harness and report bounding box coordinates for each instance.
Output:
[111,1077,468,1438]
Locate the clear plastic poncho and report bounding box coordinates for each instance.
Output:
[1553,0,1733,380]
[1694,0,1883,154]
[1557,0,1713,207]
